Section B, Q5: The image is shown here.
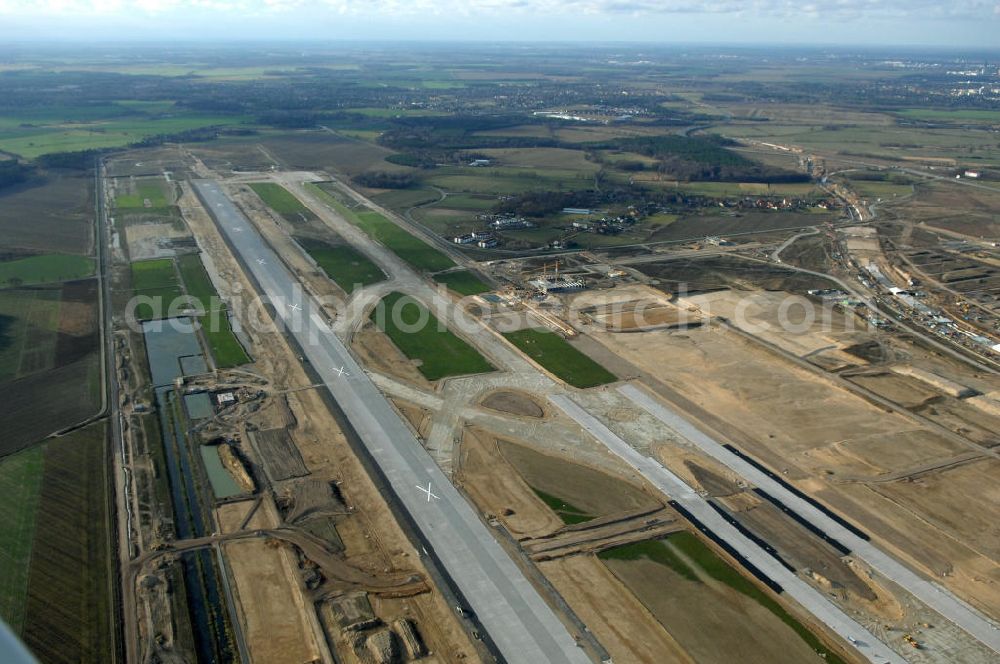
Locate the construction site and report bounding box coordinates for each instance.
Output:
[102,143,1000,664]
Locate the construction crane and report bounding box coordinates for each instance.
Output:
[526,260,562,280]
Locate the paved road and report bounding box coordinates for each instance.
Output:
[548,394,908,664]
[193,180,591,664]
[617,383,1000,657]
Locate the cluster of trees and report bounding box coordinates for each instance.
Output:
[0,159,32,190]
[494,185,642,218]
[353,171,419,189]
[589,135,809,183]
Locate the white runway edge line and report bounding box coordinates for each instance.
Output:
[548,393,908,664]
[193,181,591,664]
[618,383,1000,656]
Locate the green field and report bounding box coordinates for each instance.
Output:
[130,258,183,320]
[197,312,250,369]
[131,257,178,291]
[0,254,94,287]
[598,535,699,582]
[175,254,249,367]
[434,270,491,296]
[248,182,316,224]
[355,209,455,272]
[435,194,497,211]
[846,178,915,200]
[533,489,594,525]
[177,253,221,312]
[310,183,456,273]
[895,108,1000,123]
[503,329,616,389]
[600,532,847,664]
[298,238,385,293]
[115,179,171,209]
[371,291,494,380]
[369,187,440,211]
[0,446,44,633]
[0,114,250,160]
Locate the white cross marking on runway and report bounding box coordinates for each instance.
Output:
[416,482,439,503]
[333,365,349,377]
[257,258,266,265]
[288,302,302,312]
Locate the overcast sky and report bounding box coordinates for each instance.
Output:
[0,0,998,49]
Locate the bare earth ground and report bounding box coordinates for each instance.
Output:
[684,289,869,366]
[216,501,321,664]
[124,221,189,261]
[353,323,436,390]
[457,427,565,539]
[479,390,545,418]
[580,297,1000,618]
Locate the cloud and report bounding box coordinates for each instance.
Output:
[0,0,998,19]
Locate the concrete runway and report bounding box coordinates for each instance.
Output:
[192,180,591,664]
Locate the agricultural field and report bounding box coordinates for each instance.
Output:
[255,132,412,177]
[425,168,592,196]
[17,423,113,664]
[0,445,44,633]
[644,209,835,245]
[0,355,102,457]
[841,175,916,201]
[0,287,64,381]
[0,254,94,287]
[0,173,94,255]
[709,122,999,165]
[433,270,491,296]
[894,108,1000,123]
[0,106,251,159]
[371,291,494,381]
[502,329,616,389]
[248,182,317,225]
[600,532,846,664]
[297,238,385,294]
[368,187,440,211]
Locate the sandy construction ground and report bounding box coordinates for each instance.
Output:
[581,299,1000,618]
[457,427,565,538]
[215,500,322,664]
[684,289,868,366]
[224,537,321,664]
